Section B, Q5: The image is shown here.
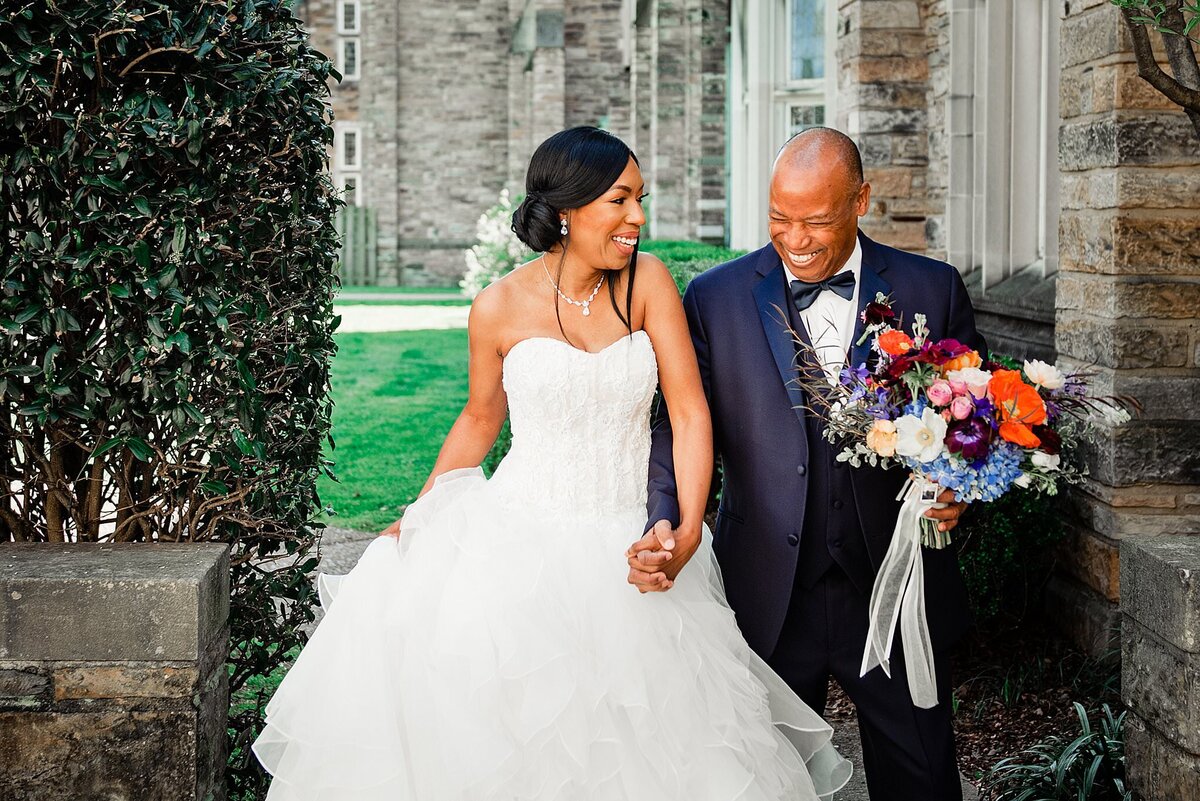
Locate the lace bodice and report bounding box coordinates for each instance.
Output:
[491,330,659,517]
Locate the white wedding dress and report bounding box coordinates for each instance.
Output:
[252,330,851,800]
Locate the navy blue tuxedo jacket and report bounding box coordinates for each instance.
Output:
[647,232,987,659]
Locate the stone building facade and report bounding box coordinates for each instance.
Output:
[298,0,728,285]
[302,1,1200,669]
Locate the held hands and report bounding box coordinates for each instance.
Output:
[924,487,968,533]
[625,519,699,593]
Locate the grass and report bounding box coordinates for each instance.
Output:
[317,329,470,532]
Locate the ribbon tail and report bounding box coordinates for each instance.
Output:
[860,492,923,681]
[900,548,939,709]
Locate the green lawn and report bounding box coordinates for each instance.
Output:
[338,285,461,294]
[333,298,471,307]
[318,329,470,532]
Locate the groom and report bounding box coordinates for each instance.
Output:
[631,128,984,800]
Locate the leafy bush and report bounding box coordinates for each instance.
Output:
[955,487,1067,626]
[641,239,744,293]
[983,703,1131,801]
[0,1,339,796]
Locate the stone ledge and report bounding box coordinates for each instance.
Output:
[0,543,229,662]
[1127,704,1200,800]
[1123,621,1200,753]
[1121,537,1200,652]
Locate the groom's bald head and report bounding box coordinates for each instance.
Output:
[773,127,864,201]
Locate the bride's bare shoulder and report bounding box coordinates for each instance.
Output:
[469,260,543,332]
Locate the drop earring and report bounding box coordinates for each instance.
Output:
[560,218,569,236]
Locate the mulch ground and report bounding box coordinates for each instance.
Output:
[822,621,1119,796]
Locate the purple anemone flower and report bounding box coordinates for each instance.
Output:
[945,416,993,465]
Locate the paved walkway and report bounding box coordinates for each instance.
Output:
[311,526,978,800]
[333,303,470,332]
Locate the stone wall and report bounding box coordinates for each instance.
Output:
[1051,1,1200,656]
[1122,537,1200,799]
[0,543,230,801]
[838,0,933,255]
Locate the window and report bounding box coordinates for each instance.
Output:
[339,38,360,81]
[947,0,1059,286]
[789,0,825,81]
[334,124,363,206]
[727,0,837,249]
[340,128,360,170]
[337,0,360,34]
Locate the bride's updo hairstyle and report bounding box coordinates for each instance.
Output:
[511,126,638,253]
[512,126,641,336]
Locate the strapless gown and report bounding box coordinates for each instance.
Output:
[252,330,852,800]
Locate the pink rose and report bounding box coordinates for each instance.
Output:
[950,395,973,420]
[949,379,968,396]
[927,380,953,406]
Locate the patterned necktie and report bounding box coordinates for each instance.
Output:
[790,271,856,312]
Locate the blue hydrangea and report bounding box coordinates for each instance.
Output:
[906,440,1025,503]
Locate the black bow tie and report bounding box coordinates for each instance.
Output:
[790,271,856,312]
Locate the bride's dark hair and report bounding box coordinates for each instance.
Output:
[511,126,639,336]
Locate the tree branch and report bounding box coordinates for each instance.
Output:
[1122,6,1200,138]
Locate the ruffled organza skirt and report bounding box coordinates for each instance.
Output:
[253,468,851,800]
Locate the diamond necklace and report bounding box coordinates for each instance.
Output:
[541,254,605,317]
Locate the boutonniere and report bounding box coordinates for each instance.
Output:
[855,292,897,348]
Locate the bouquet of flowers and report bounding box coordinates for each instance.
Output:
[809,293,1132,708]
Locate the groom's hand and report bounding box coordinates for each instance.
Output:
[625,519,676,593]
[924,488,968,533]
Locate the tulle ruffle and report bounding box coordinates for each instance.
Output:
[253,468,851,800]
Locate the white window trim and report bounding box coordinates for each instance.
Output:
[336,124,362,171]
[337,0,361,34]
[947,0,1058,287]
[338,37,361,81]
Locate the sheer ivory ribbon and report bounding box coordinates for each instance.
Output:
[858,476,940,709]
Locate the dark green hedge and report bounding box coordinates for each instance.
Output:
[0,1,339,795]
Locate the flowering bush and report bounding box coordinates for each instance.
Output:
[460,189,530,297]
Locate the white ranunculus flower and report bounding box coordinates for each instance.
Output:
[1031,451,1061,471]
[894,408,948,463]
[1014,472,1033,488]
[1023,359,1065,391]
[945,367,993,399]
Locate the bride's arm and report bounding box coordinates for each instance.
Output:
[380,287,508,535]
[640,257,713,574]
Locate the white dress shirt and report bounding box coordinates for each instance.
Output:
[793,240,862,383]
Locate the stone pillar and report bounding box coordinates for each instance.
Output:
[0,543,230,801]
[1121,537,1200,799]
[838,0,932,253]
[1052,0,1200,656]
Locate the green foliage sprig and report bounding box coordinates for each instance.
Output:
[0,1,340,795]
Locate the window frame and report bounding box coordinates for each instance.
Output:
[337,0,361,35]
[338,37,361,81]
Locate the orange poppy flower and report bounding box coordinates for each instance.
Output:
[941,349,982,375]
[989,369,1047,447]
[878,329,914,356]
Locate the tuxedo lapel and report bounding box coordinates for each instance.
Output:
[849,233,893,371]
[752,251,808,427]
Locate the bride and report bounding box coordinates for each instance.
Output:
[252,127,851,800]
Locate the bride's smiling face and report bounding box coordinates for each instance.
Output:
[562,157,647,271]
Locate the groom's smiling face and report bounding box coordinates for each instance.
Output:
[768,150,870,283]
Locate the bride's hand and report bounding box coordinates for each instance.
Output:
[379,519,402,538]
[625,519,675,593]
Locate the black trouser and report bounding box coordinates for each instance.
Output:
[767,566,962,801]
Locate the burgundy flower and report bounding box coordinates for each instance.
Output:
[915,338,973,367]
[1031,425,1062,455]
[862,301,896,327]
[945,416,993,464]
